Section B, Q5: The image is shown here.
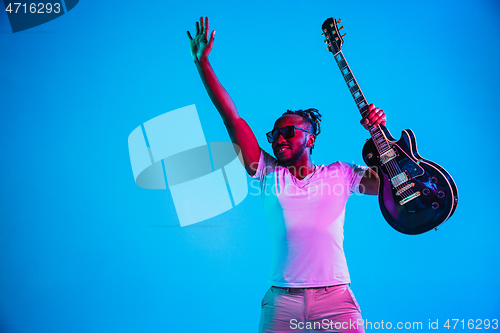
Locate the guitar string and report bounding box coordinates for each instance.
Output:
[336,51,414,200]
[368,123,408,197]
[373,126,414,199]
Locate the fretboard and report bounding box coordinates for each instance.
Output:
[333,50,391,154]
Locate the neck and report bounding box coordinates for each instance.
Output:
[286,154,315,180]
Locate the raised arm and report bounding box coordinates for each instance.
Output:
[187,17,261,176]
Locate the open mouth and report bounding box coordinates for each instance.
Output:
[276,146,290,153]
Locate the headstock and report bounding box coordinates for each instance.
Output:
[322,17,346,54]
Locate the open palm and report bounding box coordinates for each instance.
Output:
[187,16,215,62]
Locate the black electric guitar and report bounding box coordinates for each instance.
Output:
[322,17,458,235]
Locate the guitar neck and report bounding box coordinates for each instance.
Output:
[332,50,391,154]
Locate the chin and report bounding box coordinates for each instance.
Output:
[277,158,292,166]
[277,154,300,167]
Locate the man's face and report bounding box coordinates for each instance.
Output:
[271,115,314,166]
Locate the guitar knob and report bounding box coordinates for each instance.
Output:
[437,191,445,198]
[432,202,439,209]
[423,188,430,195]
[430,177,438,184]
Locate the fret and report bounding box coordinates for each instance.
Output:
[343,73,353,82]
[373,127,384,135]
[355,96,365,104]
[333,51,391,158]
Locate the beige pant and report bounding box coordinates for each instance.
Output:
[259,284,365,333]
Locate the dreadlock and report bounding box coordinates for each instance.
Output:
[282,108,322,154]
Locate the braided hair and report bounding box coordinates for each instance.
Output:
[282,108,322,154]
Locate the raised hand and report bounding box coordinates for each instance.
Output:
[187,16,215,62]
[361,104,386,130]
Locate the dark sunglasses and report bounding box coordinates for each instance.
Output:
[266,126,313,143]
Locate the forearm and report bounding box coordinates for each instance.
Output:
[195,58,240,125]
[359,168,380,195]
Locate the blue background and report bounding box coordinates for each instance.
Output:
[1,0,499,332]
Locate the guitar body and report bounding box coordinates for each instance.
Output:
[362,126,458,234]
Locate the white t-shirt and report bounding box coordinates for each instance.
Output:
[251,149,369,287]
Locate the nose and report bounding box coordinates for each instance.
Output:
[276,132,287,144]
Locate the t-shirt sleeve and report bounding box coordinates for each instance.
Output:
[250,149,278,182]
[339,161,370,194]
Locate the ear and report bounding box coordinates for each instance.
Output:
[306,134,316,149]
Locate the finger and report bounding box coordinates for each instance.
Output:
[375,113,386,126]
[368,103,375,111]
[368,109,379,121]
[371,108,381,118]
[205,17,209,40]
[187,30,193,40]
[208,30,215,47]
[196,21,200,35]
[200,16,204,34]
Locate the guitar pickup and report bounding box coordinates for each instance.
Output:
[380,149,396,164]
[391,172,408,188]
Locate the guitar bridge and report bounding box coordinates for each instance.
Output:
[399,191,421,205]
[396,182,415,196]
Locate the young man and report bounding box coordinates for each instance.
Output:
[187,17,386,333]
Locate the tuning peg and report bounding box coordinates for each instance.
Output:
[324,39,329,43]
[341,33,346,38]
[326,46,330,51]
[337,19,342,23]
[339,26,344,31]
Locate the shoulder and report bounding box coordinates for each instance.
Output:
[260,149,278,170]
[251,149,278,179]
[324,161,352,172]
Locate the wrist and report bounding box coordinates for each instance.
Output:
[194,56,209,66]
